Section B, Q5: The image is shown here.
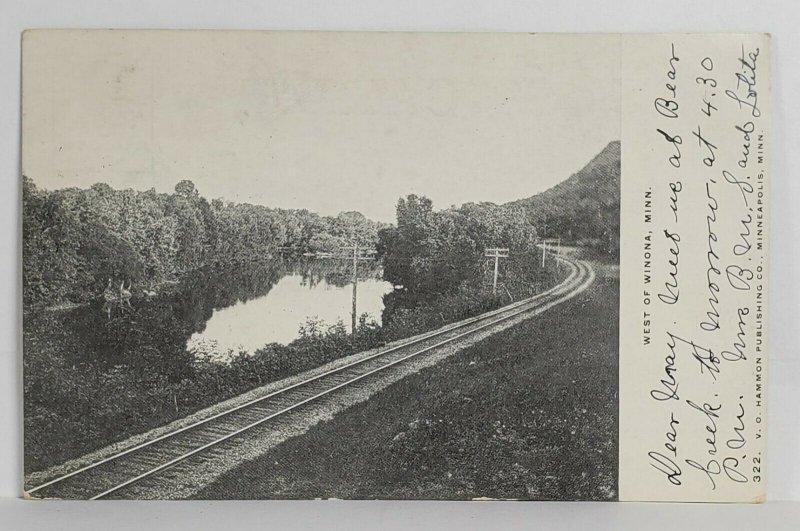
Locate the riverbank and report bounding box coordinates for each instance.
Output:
[196,260,618,500]
[24,257,565,473]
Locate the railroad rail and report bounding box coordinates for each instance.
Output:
[26,253,594,500]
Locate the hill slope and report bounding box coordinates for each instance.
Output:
[507,140,620,257]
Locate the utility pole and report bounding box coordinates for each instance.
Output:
[556,237,561,266]
[351,244,358,334]
[541,238,561,268]
[485,248,510,295]
[340,244,377,334]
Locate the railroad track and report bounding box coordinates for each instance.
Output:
[26,254,594,500]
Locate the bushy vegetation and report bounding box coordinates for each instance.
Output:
[377,194,559,328]
[24,313,384,472]
[22,176,385,309]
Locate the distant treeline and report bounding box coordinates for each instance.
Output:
[23,141,619,309]
[22,177,385,308]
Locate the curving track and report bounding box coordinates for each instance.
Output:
[26,253,594,500]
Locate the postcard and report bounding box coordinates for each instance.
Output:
[20,30,769,501]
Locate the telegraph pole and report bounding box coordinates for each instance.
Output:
[556,237,561,266]
[341,244,377,334]
[540,238,561,268]
[351,244,358,334]
[485,248,510,295]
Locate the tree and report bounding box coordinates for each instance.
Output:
[22,176,387,307]
[174,180,197,198]
[379,194,540,314]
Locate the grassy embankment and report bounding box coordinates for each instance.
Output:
[196,259,619,501]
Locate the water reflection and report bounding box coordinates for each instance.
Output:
[25,259,390,378]
[189,273,392,352]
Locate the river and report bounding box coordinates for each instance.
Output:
[187,267,392,355]
[24,258,393,370]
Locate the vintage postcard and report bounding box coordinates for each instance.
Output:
[20,30,769,501]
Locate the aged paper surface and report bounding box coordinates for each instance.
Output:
[620,34,769,502]
[20,30,768,501]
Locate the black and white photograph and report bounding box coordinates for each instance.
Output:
[20,30,618,500]
[2,0,798,527]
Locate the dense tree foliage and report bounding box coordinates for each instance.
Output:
[380,195,538,299]
[507,141,621,259]
[378,194,558,328]
[22,176,385,308]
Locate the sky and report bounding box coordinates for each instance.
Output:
[22,31,620,223]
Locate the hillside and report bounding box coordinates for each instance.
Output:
[507,140,620,258]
